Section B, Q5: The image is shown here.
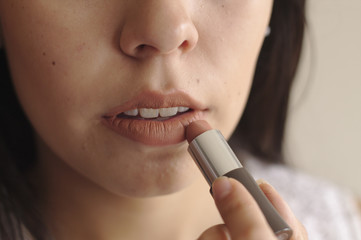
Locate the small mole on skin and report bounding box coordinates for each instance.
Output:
[196,79,200,84]
[42,52,46,56]
[52,61,56,66]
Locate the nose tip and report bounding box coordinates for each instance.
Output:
[119,4,198,58]
[120,26,198,58]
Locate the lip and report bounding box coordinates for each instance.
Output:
[102,90,208,146]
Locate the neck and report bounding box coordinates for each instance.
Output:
[34,140,222,240]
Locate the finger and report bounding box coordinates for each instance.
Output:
[257,180,308,240]
[212,177,277,240]
[197,224,231,240]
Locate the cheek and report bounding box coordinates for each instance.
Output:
[197,1,272,138]
[1,4,110,188]
[1,2,110,151]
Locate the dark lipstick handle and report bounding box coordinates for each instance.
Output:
[220,168,293,240]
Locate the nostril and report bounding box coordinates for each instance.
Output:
[180,40,189,50]
[137,44,146,50]
[133,44,159,58]
[134,44,146,55]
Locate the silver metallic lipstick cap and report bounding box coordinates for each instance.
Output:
[188,129,243,186]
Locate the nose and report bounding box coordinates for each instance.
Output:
[119,1,198,58]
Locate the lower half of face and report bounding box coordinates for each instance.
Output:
[0,0,272,197]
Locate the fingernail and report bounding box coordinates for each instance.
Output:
[256,178,269,186]
[256,178,275,190]
[212,177,232,201]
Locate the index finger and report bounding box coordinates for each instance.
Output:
[212,177,277,240]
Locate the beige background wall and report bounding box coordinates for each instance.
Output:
[285,0,361,197]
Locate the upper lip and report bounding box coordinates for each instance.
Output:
[103,90,207,117]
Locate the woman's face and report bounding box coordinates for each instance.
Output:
[0,0,272,197]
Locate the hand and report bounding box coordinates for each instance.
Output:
[198,177,308,240]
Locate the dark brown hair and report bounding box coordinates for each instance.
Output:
[0,0,306,239]
[230,0,306,163]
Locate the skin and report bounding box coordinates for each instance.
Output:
[0,0,307,239]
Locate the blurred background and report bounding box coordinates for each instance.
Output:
[285,0,361,197]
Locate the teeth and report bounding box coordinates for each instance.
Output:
[159,107,178,117]
[139,108,159,118]
[122,106,190,118]
[178,107,189,113]
[124,109,138,116]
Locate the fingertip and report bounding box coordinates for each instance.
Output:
[257,180,296,225]
[258,181,308,239]
[257,179,277,197]
[212,177,233,201]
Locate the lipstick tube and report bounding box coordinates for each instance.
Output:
[188,129,292,240]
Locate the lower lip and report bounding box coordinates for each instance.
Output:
[102,110,206,146]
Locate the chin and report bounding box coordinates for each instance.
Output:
[109,161,203,199]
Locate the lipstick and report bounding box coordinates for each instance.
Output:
[186,120,292,240]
